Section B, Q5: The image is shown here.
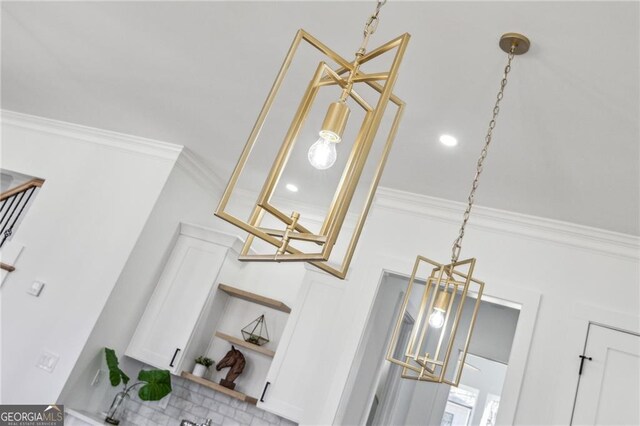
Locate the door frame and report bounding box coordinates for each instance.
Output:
[373,309,415,426]
[332,252,541,425]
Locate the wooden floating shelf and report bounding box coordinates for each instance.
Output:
[218,283,291,313]
[181,372,258,405]
[214,331,275,358]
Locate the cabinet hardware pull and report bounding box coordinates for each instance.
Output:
[260,381,271,402]
[170,348,181,367]
[578,354,592,375]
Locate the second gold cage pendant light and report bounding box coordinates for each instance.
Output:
[386,33,530,386]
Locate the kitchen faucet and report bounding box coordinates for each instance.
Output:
[180,418,212,426]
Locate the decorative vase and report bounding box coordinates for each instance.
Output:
[192,363,207,378]
[105,391,129,425]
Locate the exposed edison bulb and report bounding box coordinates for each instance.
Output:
[308,130,339,170]
[428,308,446,329]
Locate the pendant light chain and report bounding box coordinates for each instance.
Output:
[358,0,388,55]
[450,45,516,264]
[341,0,388,103]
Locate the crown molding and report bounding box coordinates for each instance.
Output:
[175,167,639,261]
[175,148,227,192]
[5,110,635,261]
[1,110,183,161]
[374,187,640,261]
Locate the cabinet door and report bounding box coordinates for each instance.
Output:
[257,273,346,424]
[126,235,228,374]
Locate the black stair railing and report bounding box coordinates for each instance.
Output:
[0,178,44,249]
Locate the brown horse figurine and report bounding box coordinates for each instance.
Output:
[216,345,246,390]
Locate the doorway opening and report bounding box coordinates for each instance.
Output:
[340,271,521,426]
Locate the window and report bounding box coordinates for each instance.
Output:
[442,386,479,426]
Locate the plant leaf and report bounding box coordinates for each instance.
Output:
[104,348,130,387]
[137,369,172,401]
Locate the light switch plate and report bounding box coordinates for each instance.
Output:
[37,350,59,373]
[28,281,45,297]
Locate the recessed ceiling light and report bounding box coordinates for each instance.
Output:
[439,134,458,147]
[286,183,299,192]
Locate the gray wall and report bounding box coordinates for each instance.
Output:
[405,279,519,425]
[470,302,520,364]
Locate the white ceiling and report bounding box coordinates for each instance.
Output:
[2,1,638,235]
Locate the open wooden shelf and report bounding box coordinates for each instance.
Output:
[218,283,291,313]
[181,371,258,405]
[214,331,275,358]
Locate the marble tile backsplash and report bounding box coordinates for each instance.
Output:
[121,375,296,426]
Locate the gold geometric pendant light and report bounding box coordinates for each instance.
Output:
[386,33,530,386]
[215,0,410,279]
[387,256,484,386]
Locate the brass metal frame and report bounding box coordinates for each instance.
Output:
[320,101,350,142]
[386,255,484,386]
[215,29,410,279]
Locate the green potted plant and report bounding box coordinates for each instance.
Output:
[193,356,214,378]
[104,347,172,425]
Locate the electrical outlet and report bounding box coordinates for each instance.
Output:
[36,350,59,373]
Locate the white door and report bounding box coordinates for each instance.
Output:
[571,324,640,425]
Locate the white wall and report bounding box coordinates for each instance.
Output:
[0,112,180,403]
[59,157,308,411]
[18,111,637,425]
[300,191,639,425]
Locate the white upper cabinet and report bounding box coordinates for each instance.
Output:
[125,223,243,374]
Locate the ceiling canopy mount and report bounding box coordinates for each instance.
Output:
[499,32,531,55]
